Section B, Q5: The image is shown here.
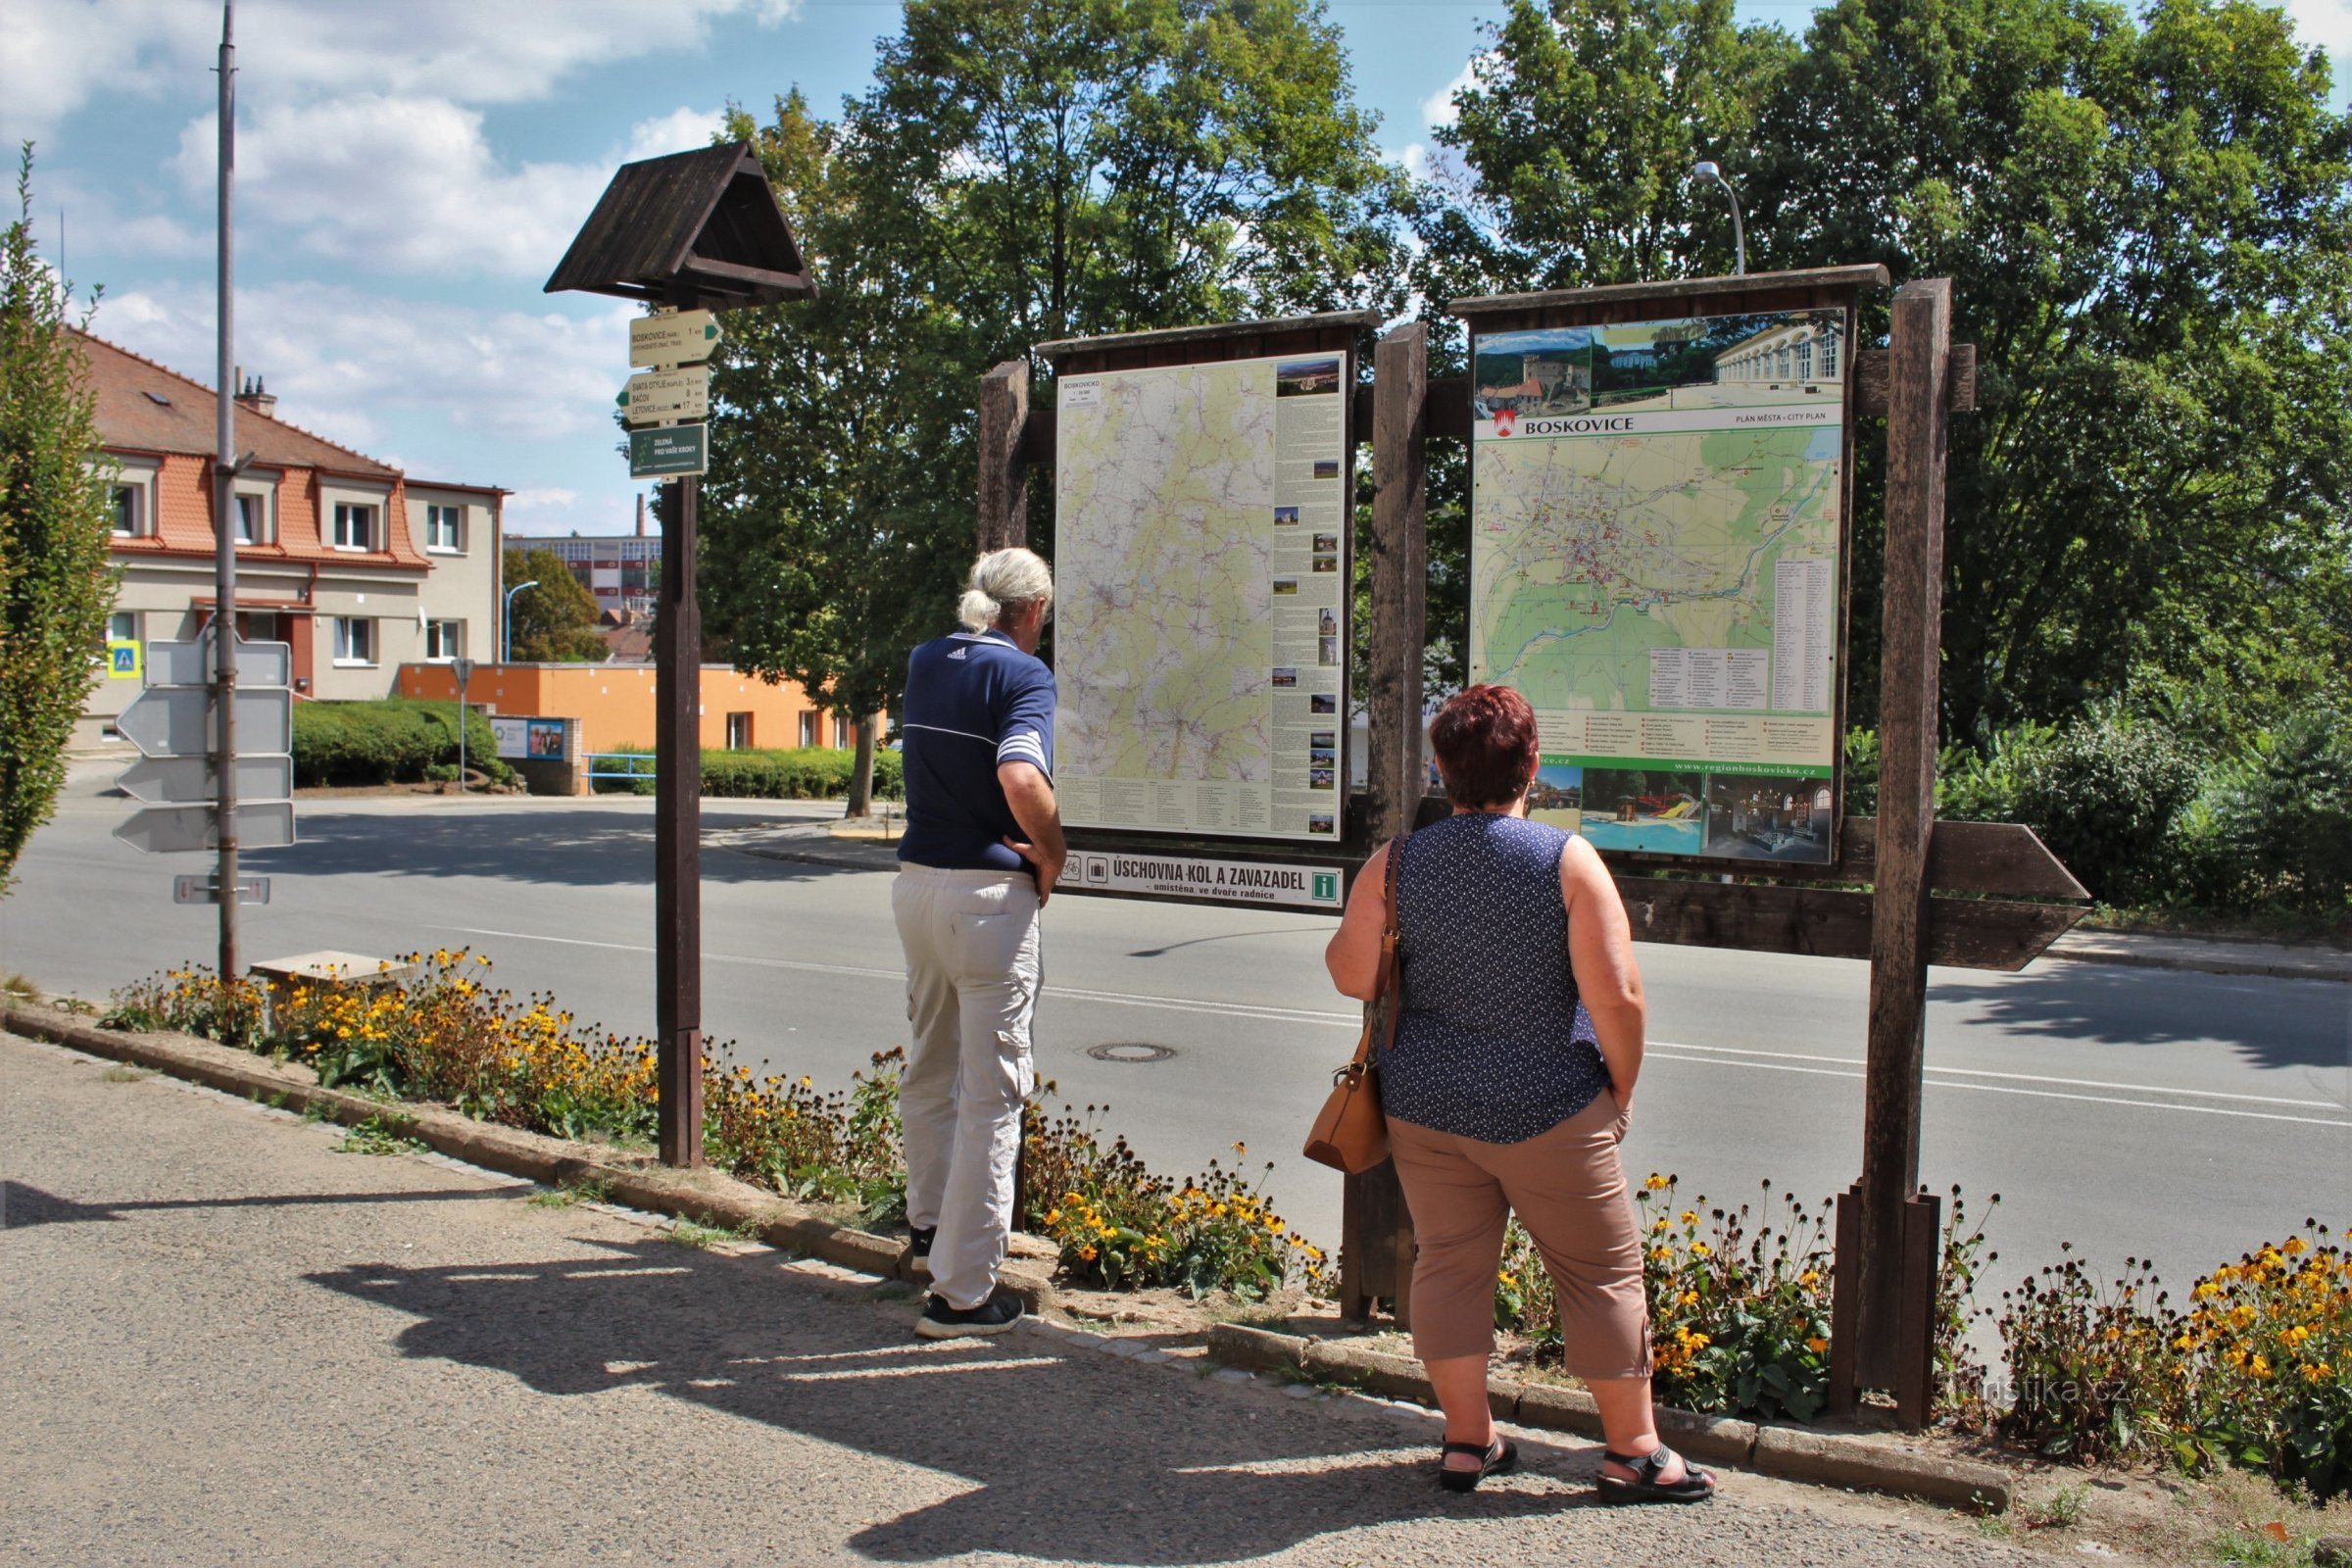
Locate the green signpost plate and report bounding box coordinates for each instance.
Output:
[629,423,708,478]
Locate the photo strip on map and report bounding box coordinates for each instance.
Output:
[1469,306,1852,864]
[1052,348,1352,842]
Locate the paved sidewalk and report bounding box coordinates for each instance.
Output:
[0,1031,2078,1568]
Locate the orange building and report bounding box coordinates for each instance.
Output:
[398,662,859,763]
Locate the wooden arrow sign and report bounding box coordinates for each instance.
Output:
[1843,816,2090,900]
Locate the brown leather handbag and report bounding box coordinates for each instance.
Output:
[1303,835,1404,1173]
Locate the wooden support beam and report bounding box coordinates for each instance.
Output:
[1364,322,1428,843]
[1853,276,1953,1401]
[1855,344,1977,417]
[977,360,1030,552]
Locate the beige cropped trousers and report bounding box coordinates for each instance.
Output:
[1387,1087,1651,1377]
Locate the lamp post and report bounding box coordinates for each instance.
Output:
[502,579,539,663]
[1692,160,1747,276]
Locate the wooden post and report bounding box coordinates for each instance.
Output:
[1850,276,1952,1402]
[1342,321,1429,1328]
[978,360,1031,551]
[655,297,707,1168]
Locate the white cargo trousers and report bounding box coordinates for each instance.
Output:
[892,865,1041,1311]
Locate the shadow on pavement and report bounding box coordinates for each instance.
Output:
[252,809,884,891]
[0,1179,532,1227]
[1936,963,2352,1073]
[309,1239,1599,1564]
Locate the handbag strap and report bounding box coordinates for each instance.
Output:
[1371,832,1407,1057]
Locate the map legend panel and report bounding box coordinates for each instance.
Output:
[1469,306,1849,864]
[1054,350,1350,843]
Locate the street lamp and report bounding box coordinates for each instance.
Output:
[503,579,539,663]
[1692,160,1747,276]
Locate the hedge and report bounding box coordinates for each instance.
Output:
[292,698,511,787]
[590,745,903,801]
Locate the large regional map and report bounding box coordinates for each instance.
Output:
[1055,353,1348,841]
[1470,309,1847,863]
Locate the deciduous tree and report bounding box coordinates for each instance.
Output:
[501,546,605,662]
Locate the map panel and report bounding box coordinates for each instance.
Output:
[1470,308,1848,863]
[1054,352,1348,841]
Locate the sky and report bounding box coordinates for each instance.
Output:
[6,0,2347,542]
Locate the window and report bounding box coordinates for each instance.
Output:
[726,712,753,750]
[425,504,464,553]
[1794,343,1813,381]
[799,711,817,749]
[234,493,265,543]
[1818,332,1838,378]
[332,617,374,665]
[110,611,136,642]
[332,503,375,550]
[111,485,139,536]
[834,715,852,750]
[424,619,463,662]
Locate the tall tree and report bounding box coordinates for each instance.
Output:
[500,547,605,662]
[1746,0,2352,740]
[700,1,1410,811]
[1,148,118,895]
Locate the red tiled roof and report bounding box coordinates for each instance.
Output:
[77,330,398,475]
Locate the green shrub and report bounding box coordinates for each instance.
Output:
[2190,716,2352,917]
[591,745,904,801]
[291,698,501,786]
[1938,711,2202,906]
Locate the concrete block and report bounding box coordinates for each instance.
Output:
[1753,1425,2012,1512]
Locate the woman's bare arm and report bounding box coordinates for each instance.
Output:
[1561,834,1645,1108]
[1323,841,1394,1003]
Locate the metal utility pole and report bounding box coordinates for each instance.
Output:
[213,0,240,982]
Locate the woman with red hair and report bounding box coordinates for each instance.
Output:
[1325,684,1711,1503]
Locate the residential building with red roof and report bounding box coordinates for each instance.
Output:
[77,330,506,743]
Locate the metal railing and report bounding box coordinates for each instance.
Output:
[583,752,656,789]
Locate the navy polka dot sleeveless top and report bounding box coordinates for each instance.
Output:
[1378,811,1611,1143]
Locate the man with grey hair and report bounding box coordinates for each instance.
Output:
[891,546,1064,1337]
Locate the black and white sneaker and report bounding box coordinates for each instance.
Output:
[906,1225,937,1262]
[914,1286,1024,1339]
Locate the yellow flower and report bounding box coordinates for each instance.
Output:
[1078,1245,1098,1262]
[1644,1174,1671,1192]
[1690,1242,1712,1259]
[1799,1270,1822,1289]
[1805,1337,1829,1353]
[1679,1211,1698,1226]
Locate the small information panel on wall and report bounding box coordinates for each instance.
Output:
[1468,306,1850,864]
[1053,350,1351,843]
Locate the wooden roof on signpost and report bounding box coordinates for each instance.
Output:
[544,141,813,309]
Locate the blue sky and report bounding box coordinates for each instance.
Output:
[8,0,2345,541]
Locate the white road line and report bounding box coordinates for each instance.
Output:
[447,924,2349,1128]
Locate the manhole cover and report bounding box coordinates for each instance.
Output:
[1085,1042,1177,1064]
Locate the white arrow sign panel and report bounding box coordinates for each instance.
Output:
[119,754,294,806]
[118,687,292,759]
[629,310,721,368]
[145,635,291,689]
[620,367,710,426]
[116,801,297,855]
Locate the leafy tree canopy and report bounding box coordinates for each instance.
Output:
[501,547,605,662]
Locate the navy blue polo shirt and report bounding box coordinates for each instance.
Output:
[896,628,1056,875]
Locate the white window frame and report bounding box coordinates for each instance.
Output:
[110,483,142,537]
[332,616,375,666]
[101,458,159,539]
[423,503,465,554]
[799,711,817,749]
[109,611,137,642]
[834,714,852,750]
[423,619,463,662]
[230,473,277,545]
[332,502,378,552]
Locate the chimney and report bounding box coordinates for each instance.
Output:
[635,493,647,537]
[234,370,277,416]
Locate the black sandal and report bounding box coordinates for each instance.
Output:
[1437,1436,1518,1494]
[1597,1445,1715,1504]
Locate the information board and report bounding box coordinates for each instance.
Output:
[1054,352,1350,842]
[1469,308,1849,863]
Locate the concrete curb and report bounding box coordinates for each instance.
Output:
[1203,1323,2013,1513]
[2039,936,2350,985]
[0,1000,1055,1313]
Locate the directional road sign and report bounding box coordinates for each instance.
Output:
[120,754,295,807]
[629,310,721,368]
[628,423,709,478]
[175,874,271,906]
[117,686,293,759]
[146,634,291,688]
[116,801,296,856]
[619,366,710,426]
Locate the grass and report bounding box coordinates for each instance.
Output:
[665,1218,759,1250]
[2018,1481,2091,1531]
[99,1064,155,1083]
[334,1115,426,1156]
[527,1177,612,1209]
[2,972,37,1001]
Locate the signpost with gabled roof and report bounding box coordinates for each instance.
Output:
[546,140,814,1168]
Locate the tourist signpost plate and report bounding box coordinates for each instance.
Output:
[628,423,709,477]
[120,754,295,805]
[174,873,270,906]
[144,634,290,688]
[619,367,710,426]
[121,801,295,856]
[629,310,721,367]
[116,685,293,758]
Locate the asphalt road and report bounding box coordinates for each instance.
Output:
[8,765,2347,1335]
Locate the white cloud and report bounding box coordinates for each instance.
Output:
[1391,142,1430,177]
[2283,0,2352,53]
[168,100,728,279]
[1421,56,1494,131]
[2,0,799,134]
[506,487,583,514]
[94,278,632,464]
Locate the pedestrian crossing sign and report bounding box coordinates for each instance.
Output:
[106,639,142,680]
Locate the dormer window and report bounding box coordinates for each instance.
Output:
[332,502,376,551]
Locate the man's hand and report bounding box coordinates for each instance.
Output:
[1002,834,1064,906]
